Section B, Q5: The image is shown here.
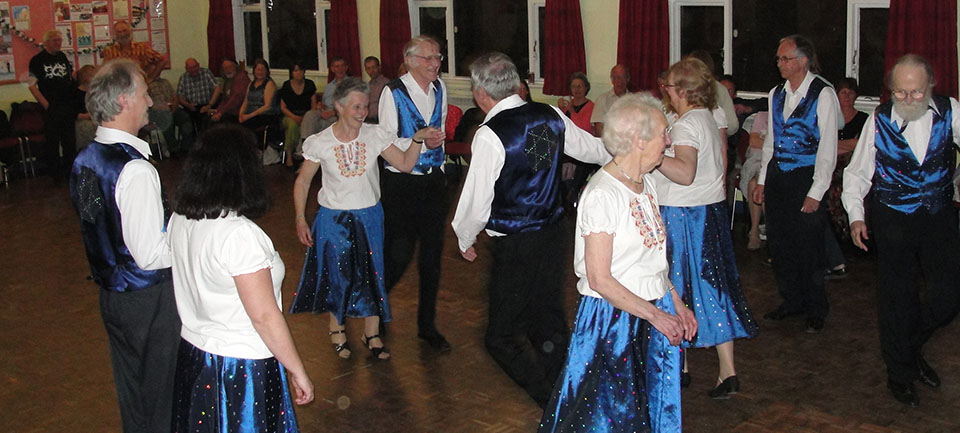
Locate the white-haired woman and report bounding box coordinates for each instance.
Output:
[538,93,697,433]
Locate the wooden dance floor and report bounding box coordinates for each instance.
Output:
[1,159,959,432]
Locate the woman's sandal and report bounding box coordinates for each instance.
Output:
[362,334,391,360]
[330,329,351,359]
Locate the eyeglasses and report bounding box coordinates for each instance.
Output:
[775,56,798,64]
[892,88,926,100]
[411,54,444,63]
[661,84,677,89]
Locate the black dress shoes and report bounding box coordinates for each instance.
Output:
[763,305,802,321]
[887,379,919,407]
[707,375,740,400]
[418,330,452,352]
[917,356,941,388]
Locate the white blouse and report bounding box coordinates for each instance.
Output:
[655,108,726,206]
[303,124,393,210]
[575,169,669,301]
[168,213,285,360]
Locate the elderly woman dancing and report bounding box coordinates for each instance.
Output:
[289,77,440,360]
[168,124,314,432]
[655,57,758,399]
[538,93,697,433]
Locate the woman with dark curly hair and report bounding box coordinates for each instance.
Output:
[167,124,314,432]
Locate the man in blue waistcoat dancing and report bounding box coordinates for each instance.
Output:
[842,54,960,407]
[68,59,181,432]
[378,35,451,351]
[452,52,610,407]
[752,34,840,334]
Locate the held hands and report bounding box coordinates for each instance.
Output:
[850,220,869,252]
[414,127,445,149]
[296,216,313,247]
[650,310,686,346]
[800,197,820,213]
[290,370,315,405]
[460,246,477,262]
[672,290,698,342]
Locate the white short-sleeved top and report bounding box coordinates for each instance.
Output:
[168,213,285,360]
[655,108,726,206]
[575,169,669,301]
[302,124,392,210]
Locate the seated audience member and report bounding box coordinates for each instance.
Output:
[147,76,195,156]
[102,20,169,83]
[557,72,597,208]
[177,58,217,130]
[299,95,329,140]
[592,64,632,137]
[279,60,317,167]
[740,111,767,250]
[239,59,281,152]
[168,124,314,431]
[204,59,250,125]
[74,65,97,150]
[364,56,390,123]
[720,74,768,126]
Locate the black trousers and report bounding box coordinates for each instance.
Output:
[43,107,77,179]
[485,222,570,408]
[871,199,960,383]
[764,165,829,319]
[99,280,181,433]
[381,169,447,333]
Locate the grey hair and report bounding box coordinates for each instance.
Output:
[470,52,522,102]
[332,77,370,107]
[780,34,821,74]
[888,53,936,90]
[403,35,440,59]
[601,93,665,156]
[86,59,144,125]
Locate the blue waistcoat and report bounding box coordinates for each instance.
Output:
[386,78,444,174]
[485,102,566,234]
[872,95,955,214]
[69,141,171,292]
[771,77,830,171]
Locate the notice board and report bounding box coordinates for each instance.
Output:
[0,0,169,84]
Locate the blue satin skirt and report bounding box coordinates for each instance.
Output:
[538,295,683,433]
[172,339,300,433]
[661,201,758,348]
[289,203,391,324]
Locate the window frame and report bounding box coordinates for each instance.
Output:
[232,0,330,75]
[669,0,889,100]
[846,0,889,101]
[411,0,543,82]
[668,0,732,74]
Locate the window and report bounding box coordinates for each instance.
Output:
[670,0,888,97]
[412,0,544,80]
[233,0,329,72]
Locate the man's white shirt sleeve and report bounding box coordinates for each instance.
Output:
[116,159,171,270]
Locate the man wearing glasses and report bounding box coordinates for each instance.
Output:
[752,35,840,334]
[378,35,451,351]
[842,54,960,407]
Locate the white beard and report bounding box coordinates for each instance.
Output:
[893,94,931,122]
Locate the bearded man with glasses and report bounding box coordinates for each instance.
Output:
[842,54,960,407]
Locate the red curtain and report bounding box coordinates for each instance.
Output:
[379,0,412,80]
[883,0,958,99]
[328,0,362,82]
[542,0,586,96]
[617,0,669,93]
[207,0,235,76]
